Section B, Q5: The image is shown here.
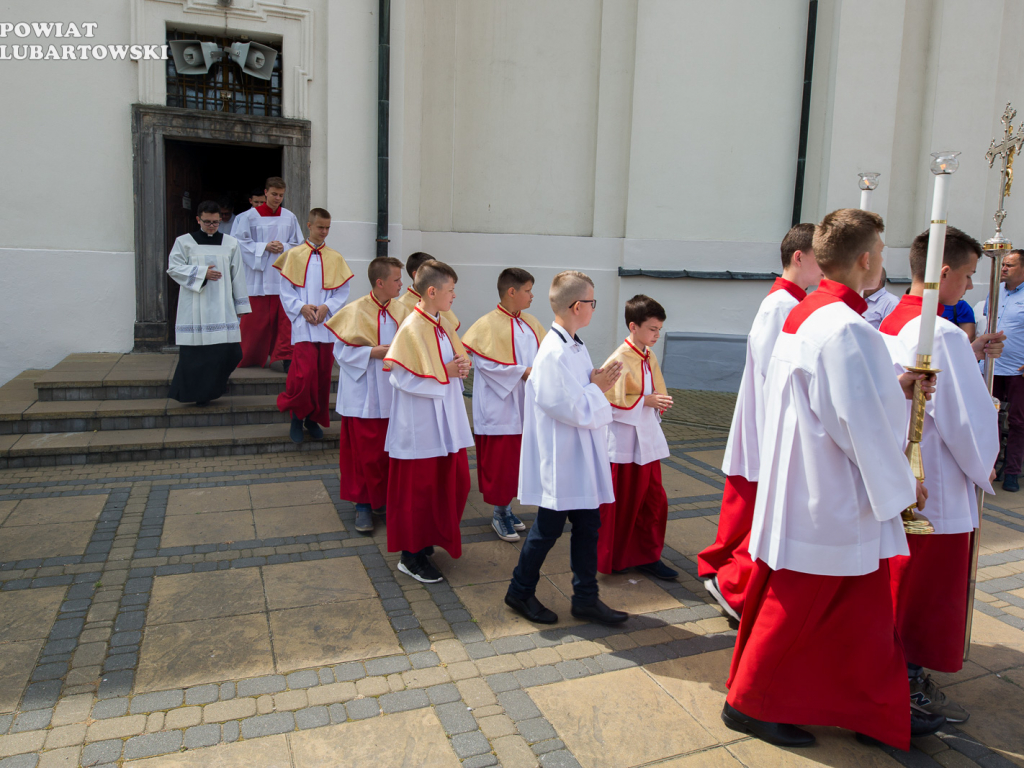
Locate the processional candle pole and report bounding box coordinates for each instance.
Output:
[965,103,1024,661]
[858,172,881,211]
[900,151,959,536]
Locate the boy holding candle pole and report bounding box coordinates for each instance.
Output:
[723,209,942,750]
[880,226,1003,723]
[698,223,821,619]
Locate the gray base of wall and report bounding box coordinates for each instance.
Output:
[662,332,746,394]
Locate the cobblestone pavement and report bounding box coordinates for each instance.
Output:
[0,393,1023,767]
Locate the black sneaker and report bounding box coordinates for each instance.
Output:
[635,560,679,581]
[282,360,291,374]
[289,416,304,444]
[304,418,324,440]
[398,552,444,583]
[1004,474,1019,492]
[354,504,373,533]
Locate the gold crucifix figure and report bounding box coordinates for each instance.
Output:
[985,104,1024,227]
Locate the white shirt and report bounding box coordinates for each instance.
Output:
[335,310,398,420]
[166,233,251,346]
[217,214,234,235]
[606,360,670,466]
[230,207,303,296]
[469,317,541,436]
[882,308,998,534]
[278,249,351,344]
[749,283,914,577]
[863,287,900,329]
[384,325,474,460]
[518,323,614,511]
[722,280,802,481]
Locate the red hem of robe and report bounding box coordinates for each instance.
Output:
[597,461,668,573]
[697,476,756,613]
[338,416,389,509]
[473,434,522,506]
[727,560,910,751]
[890,531,970,673]
[239,294,293,366]
[386,449,469,558]
[276,341,333,426]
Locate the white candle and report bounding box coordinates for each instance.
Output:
[860,188,872,211]
[917,172,951,358]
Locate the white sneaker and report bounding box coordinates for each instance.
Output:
[704,576,740,622]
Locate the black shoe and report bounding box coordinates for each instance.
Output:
[195,400,209,407]
[289,416,304,444]
[571,599,628,625]
[304,418,324,440]
[635,560,679,581]
[504,593,558,624]
[612,569,629,575]
[373,506,387,516]
[721,703,815,748]
[354,505,373,533]
[282,360,291,374]
[910,710,946,737]
[1003,474,1019,492]
[397,552,443,583]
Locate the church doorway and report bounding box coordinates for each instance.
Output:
[164,139,282,346]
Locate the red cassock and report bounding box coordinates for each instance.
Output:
[697,475,757,613]
[240,295,294,367]
[276,341,333,427]
[338,416,389,510]
[890,532,970,673]
[597,461,668,573]
[727,560,910,750]
[473,434,522,507]
[387,449,470,557]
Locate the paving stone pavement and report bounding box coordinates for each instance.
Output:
[0,392,1023,767]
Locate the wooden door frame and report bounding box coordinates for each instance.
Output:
[131,104,311,351]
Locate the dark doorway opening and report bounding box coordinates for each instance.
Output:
[164,139,283,346]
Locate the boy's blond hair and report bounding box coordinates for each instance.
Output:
[549,270,594,314]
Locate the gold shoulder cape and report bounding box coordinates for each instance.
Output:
[325,292,411,347]
[602,339,667,410]
[461,306,546,366]
[383,307,467,384]
[272,242,354,290]
[398,287,461,330]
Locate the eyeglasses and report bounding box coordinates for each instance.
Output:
[198,219,220,227]
[570,299,597,310]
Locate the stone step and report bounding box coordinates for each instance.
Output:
[0,422,340,469]
[0,395,339,435]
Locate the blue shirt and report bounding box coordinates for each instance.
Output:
[941,299,975,326]
[988,283,1024,376]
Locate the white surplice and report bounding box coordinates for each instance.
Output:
[166,233,251,346]
[335,311,399,420]
[384,329,474,460]
[606,363,670,466]
[749,288,915,577]
[278,251,351,344]
[883,314,998,534]
[230,206,302,296]
[722,284,802,481]
[518,323,614,511]
[469,319,541,436]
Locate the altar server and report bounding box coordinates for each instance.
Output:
[326,256,410,534]
[698,224,821,619]
[881,226,1002,723]
[383,261,474,583]
[167,200,250,405]
[397,251,460,330]
[504,271,629,627]
[596,295,675,578]
[461,268,546,542]
[724,209,943,750]
[273,209,353,443]
[232,176,303,369]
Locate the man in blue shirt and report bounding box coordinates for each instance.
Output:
[990,250,1024,491]
[942,299,977,341]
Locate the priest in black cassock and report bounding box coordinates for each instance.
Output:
[166,200,251,405]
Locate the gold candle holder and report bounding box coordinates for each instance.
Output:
[901,354,937,535]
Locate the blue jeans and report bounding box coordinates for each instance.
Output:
[508,507,600,608]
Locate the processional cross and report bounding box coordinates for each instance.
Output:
[985,103,1024,236]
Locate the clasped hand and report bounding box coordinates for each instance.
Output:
[590,361,623,393]
[645,393,674,411]
[445,354,471,379]
[300,304,329,325]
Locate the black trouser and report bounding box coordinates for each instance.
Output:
[508,507,600,608]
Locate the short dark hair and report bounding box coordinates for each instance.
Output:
[265,176,286,190]
[196,200,220,217]
[308,207,331,221]
[368,256,404,286]
[812,209,885,272]
[406,252,435,279]
[249,187,265,200]
[908,226,982,281]
[217,196,234,211]
[1006,249,1024,267]
[497,268,535,296]
[624,294,666,327]
[414,261,458,294]
[781,223,815,269]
